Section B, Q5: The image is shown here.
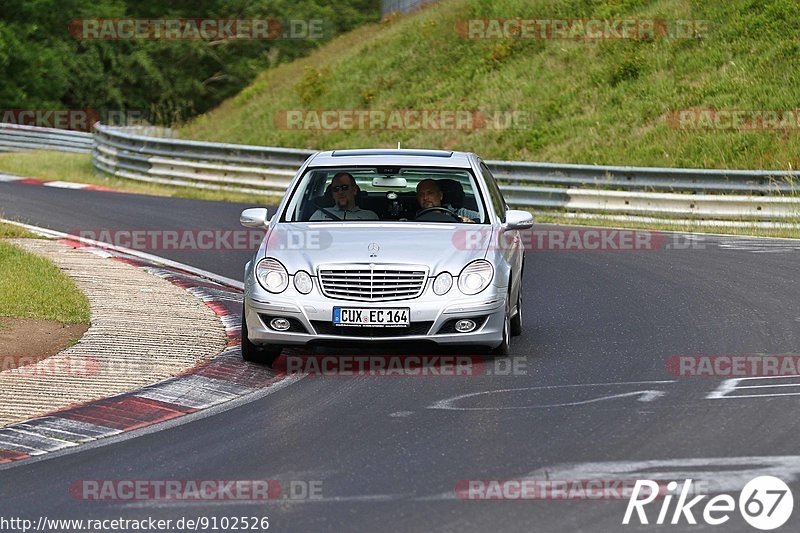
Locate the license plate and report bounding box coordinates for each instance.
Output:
[333,307,410,327]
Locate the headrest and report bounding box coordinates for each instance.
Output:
[438,179,465,209]
[316,183,366,208]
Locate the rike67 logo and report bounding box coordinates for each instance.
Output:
[623,476,793,530]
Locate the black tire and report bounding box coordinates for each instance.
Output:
[510,284,523,337]
[490,297,511,356]
[241,303,282,365]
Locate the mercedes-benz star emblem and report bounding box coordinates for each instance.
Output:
[368,242,380,257]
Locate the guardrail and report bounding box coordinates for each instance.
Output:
[382,0,439,16]
[491,162,800,220]
[93,124,310,196]
[4,122,800,222]
[0,123,93,153]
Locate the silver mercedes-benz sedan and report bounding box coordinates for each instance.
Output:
[239,149,533,364]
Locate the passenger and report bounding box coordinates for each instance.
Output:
[415,179,479,222]
[309,172,379,221]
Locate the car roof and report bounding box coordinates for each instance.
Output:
[307,149,475,169]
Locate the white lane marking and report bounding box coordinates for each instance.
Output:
[722,392,800,399]
[736,383,800,390]
[135,375,252,410]
[0,174,24,182]
[119,455,800,506]
[428,381,674,411]
[433,390,665,410]
[22,416,123,439]
[84,248,114,258]
[714,237,800,254]
[117,493,410,509]
[707,378,741,399]
[1,428,80,451]
[707,375,800,399]
[528,456,800,494]
[14,420,111,443]
[0,439,42,454]
[219,314,241,333]
[0,218,243,289]
[421,456,800,501]
[42,181,89,189]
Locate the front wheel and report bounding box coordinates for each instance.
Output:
[490,303,511,356]
[241,303,282,365]
[510,285,523,337]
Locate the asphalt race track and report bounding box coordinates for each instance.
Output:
[2,181,800,532]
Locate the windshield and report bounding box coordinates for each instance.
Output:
[281,167,489,224]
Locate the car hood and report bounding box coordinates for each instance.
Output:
[258,222,491,275]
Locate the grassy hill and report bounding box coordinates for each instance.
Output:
[180,0,800,170]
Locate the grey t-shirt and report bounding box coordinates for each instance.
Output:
[309,205,379,221]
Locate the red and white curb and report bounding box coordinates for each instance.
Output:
[0,223,290,465]
[0,172,118,192]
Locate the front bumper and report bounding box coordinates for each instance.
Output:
[244,284,507,349]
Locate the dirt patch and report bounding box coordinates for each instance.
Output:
[0,317,88,371]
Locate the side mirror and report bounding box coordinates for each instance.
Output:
[240,208,270,228]
[504,209,534,230]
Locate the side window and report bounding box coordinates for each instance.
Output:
[480,162,506,222]
[283,171,327,221]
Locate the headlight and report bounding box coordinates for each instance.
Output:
[256,258,289,293]
[433,272,453,295]
[457,260,493,295]
[294,270,313,294]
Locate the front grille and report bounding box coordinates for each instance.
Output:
[318,264,428,302]
[311,321,434,337]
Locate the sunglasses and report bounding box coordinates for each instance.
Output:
[331,184,352,193]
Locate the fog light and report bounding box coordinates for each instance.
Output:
[455,319,476,333]
[269,317,291,331]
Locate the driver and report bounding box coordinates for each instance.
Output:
[415,179,479,223]
[310,172,379,221]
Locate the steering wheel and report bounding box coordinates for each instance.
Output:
[415,206,461,221]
